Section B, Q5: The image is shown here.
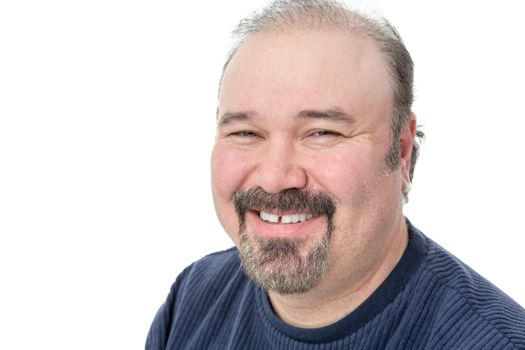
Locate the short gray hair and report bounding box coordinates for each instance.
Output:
[220,0,424,198]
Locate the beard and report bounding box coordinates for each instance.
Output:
[233,187,336,294]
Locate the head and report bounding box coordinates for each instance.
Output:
[211,0,423,294]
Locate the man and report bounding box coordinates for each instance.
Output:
[146,0,525,348]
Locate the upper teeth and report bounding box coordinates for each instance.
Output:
[259,211,314,224]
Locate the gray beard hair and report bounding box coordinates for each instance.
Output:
[233,187,336,294]
[238,221,332,295]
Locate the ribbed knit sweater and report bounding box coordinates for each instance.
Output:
[146,222,525,349]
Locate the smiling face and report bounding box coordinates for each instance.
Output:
[212,29,415,295]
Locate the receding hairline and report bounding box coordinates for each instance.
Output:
[230,0,375,39]
[220,4,403,94]
[221,27,395,96]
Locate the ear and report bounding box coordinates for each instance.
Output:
[399,113,417,194]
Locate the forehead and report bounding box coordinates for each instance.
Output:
[219,29,393,120]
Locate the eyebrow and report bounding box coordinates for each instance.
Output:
[296,109,355,124]
[218,108,355,126]
[218,111,257,126]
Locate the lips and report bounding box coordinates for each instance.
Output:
[246,209,323,239]
[259,211,314,224]
[233,187,336,237]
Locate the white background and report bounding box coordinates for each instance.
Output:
[1,0,524,349]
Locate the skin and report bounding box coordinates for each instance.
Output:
[211,29,417,328]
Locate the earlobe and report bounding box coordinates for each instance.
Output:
[400,113,417,191]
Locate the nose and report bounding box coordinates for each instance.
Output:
[250,140,307,194]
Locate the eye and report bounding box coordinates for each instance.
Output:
[309,130,341,137]
[304,129,345,146]
[230,130,260,138]
[226,130,263,145]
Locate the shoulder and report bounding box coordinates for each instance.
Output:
[146,247,255,349]
[170,247,246,303]
[415,228,525,349]
[180,247,241,282]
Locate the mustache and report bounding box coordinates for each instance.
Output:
[233,187,336,219]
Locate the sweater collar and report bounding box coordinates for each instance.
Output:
[256,219,428,343]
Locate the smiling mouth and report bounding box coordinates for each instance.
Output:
[258,211,315,224]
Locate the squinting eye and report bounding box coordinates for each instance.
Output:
[310,130,341,137]
[226,130,263,145]
[304,129,346,147]
[231,130,260,138]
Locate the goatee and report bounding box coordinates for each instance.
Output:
[233,187,336,294]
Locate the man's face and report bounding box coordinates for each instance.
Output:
[212,30,413,294]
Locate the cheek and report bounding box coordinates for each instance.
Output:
[311,149,375,206]
[319,149,402,232]
[310,145,400,231]
[211,143,254,238]
[314,150,401,262]
[211,143,251,198]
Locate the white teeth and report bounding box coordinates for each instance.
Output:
[259,211,279,223]
[281,215,293,224]
[259,211,315,224]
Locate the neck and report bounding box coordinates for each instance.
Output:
[268,217,409,328]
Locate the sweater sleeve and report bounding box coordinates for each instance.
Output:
[145,267,190,350]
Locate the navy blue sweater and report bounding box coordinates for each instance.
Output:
[146,223,525,349]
